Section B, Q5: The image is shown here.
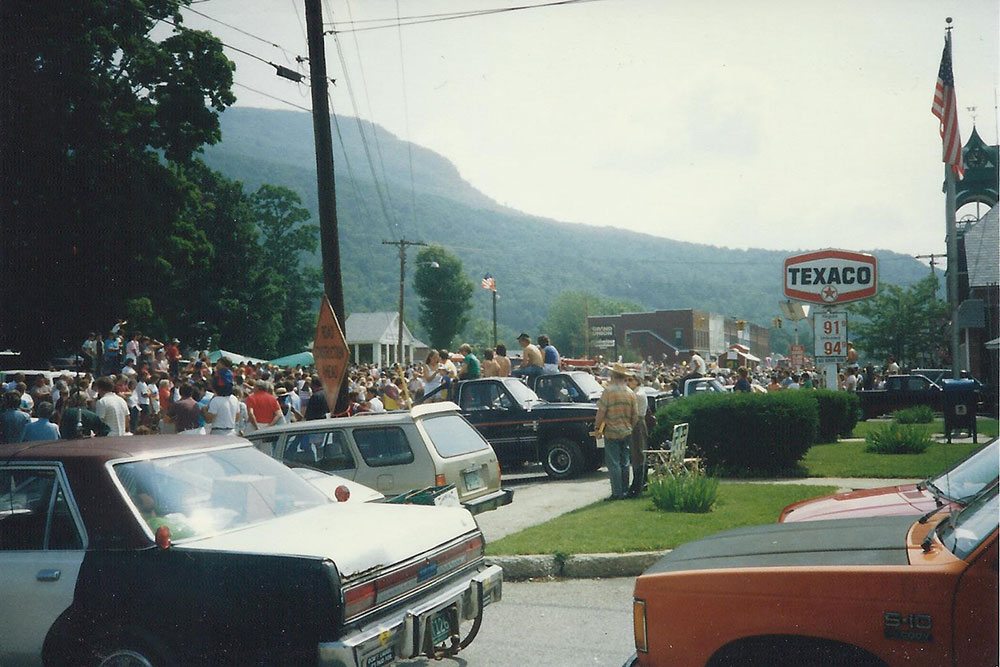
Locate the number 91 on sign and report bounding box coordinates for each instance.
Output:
[814,312,848,364]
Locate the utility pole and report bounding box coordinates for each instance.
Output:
[304,0,344,324]
[915,253,942,300]
[383,239,428,367]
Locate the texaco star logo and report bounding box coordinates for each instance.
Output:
[821,286,839,302]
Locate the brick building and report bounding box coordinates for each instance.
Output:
[586,309,770,365]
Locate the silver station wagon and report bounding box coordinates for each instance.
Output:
[246,402,513,515]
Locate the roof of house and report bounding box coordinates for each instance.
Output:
[965,204,999,288]
[345,312,416,345]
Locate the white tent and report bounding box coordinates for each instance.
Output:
[207,349,268,365]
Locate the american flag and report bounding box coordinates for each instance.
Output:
[932,34,964,180]
[481,273,496,291]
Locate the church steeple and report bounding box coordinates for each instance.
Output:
[955,126,999,208]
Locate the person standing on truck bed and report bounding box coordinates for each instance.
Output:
[511,333,544,380]
[595,362,638,501]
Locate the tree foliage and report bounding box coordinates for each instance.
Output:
[0,0,235,361]
[413,246,474,350]
[847,276,948,367]
[541,291,643,357]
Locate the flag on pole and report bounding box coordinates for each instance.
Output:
[481,273,496,291]
[932,34,965,180]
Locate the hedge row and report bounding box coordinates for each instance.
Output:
[650,389,858,474]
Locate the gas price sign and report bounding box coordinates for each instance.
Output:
[814,312,848,364]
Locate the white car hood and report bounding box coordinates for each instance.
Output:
[178,502,479,578]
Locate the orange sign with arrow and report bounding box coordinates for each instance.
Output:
[313,294,349,414]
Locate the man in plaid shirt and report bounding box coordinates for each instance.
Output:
[595,362,638,500]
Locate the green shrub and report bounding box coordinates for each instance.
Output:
[811,390,860,441]
[651,391,818,474]
[647,470,719,513]
[893,405,935,424]
[864,423,933,454]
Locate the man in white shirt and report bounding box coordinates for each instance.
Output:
[366,387,385,413]
[94,377,129,436]
[689,350,707,377]
[204,392,240,436]
[844,368,859,392]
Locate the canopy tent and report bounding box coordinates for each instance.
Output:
[269,351,315,367]
[207,349,268,365]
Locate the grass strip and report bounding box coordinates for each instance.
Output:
[803,440,979,478]
[486,483,837,556]
[850,417,997,440]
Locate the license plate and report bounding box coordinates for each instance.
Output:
[431,609,454,645]
[364,646,394,667]
[463,469,484,491]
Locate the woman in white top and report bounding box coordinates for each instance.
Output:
[422,350,444,399]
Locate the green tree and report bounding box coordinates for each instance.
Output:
[413,246,474,350]
[847,276,948,367]
[542,291,642,357]
[0,0,234,362]
[251,185,322,355]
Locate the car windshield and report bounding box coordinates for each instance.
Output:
[935,483,999,560]
[505,379,541,405]
[928,439,999,503]
[571,372,604,395]
[421,414,492,457]
[113,446,329,541]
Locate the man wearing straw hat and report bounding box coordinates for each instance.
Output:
[595,361,638,501]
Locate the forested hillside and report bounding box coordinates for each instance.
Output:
[201,107,931,342]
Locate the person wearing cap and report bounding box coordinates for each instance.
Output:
[595,362,638,501]
[511,333,544,380]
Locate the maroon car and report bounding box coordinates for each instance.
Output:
[779,438,998,522]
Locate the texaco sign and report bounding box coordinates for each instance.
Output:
[783,250,878,305]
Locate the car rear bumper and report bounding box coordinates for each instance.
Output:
[318,564,503,667]
[463,488,514,515]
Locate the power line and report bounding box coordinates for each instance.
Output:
[325,0,606,35]
[155,13,305,83]
[181,4,308,64]
[233,81,311,112]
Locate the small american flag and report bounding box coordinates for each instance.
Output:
[481,273,496,291]
[932,34,964,180]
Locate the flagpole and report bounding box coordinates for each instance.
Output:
[945,164,961,379]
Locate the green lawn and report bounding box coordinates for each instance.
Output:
[486,483,837,556]
[802,439,980,478]
[850,417,998,440]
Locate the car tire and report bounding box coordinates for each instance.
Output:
[89,630,173,667]
[542,438,584,479]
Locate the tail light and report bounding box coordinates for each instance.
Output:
[633,599,648,652]
[344,582,376,618]
[495,461,502,484]
[435,473,447,486]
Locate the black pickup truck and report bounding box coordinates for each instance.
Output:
[418,377,599,479]
[858,374,944,420]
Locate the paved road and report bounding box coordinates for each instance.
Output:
[397,578,636,667]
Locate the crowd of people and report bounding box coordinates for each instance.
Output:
[0,320,905,446]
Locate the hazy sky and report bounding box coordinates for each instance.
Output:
[180,0,999,259]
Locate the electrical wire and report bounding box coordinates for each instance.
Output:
[395,0,420,235]
[181,4,307,63]
[325,0,606,34]
[341,0,398,232]
[232,82,311,112]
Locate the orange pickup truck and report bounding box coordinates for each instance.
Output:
[626,483,998,667]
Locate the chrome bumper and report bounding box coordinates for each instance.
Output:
[318,564,503,667]
[463,487,514,515]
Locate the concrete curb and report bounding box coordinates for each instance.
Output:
[486,550,668,581]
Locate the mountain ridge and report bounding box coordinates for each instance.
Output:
[200,107,931,340]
